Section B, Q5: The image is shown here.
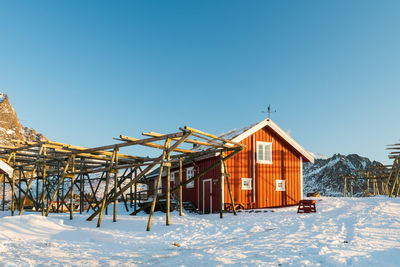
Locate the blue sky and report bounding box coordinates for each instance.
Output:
[1,1,399,164]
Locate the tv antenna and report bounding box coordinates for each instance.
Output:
[262,104,277,119]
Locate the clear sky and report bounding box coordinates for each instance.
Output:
[1,1,399,164]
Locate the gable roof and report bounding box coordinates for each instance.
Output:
[219,118,314,163]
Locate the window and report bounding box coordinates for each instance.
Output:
[171,171,179,185]
[154,179,162,194]
[241,178,252,190]
[257,141,272,164]
[186,167,195,188]
[276,179,285,191]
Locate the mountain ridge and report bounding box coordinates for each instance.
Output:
[303,153,383,196]
[0,92,47,146]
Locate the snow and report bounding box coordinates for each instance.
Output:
[0,197,400,266]
[0,160,13,177]
[0,92,5,104]
[310,152,329,160]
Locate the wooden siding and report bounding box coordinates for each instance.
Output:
[153,124,303,212]
[224,125,302,209]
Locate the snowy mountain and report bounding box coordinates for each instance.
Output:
[303,153,383,196]
[0,92,47,146]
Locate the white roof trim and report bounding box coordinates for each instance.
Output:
[0,160,13,177]
[231,119,315,163]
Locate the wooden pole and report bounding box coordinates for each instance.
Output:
[343,176,347,197]
[179,157,183,216]
[113,147,119,223]
[11,153,16,215]
[70,155,76,220]
[220,155,224,219]
[97,147,117,227]
[130,170,134,208]
[366,178,370,197]
[41,164,47,216]
[18,169,21,211]
[222,158,236,215]
[147,139,170,231]
[350,179,353,197]
[2,177,5,211]
[134,182,137,214]
[166,140,171,226]
[80,175,83,214]
[36,174,39,211]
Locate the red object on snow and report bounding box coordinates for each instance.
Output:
[297,200,316,213]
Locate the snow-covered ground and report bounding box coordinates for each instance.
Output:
[0,197,399,266]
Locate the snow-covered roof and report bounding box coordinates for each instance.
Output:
[210,118,314,163]
[0,159,13,177]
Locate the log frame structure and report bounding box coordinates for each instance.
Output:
[0,126,244,230]
[341,142,400,197]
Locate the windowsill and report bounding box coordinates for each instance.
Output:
[256,160,272,164]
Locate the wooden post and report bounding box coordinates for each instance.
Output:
[97,147,117,227]
[350,179,353,197]
[70,155,76,220]
[147,138,170,231]
[343,176,347,197]
[36,175,39,211]
[41,164,47,216]
[113,147,119,223]
[166,140,171,226]
[97,171,111,227]
[2,175,5,211]
[18,169,21,211]
[179,157,183,216]
[130,171,134,208]
[222,159,236,215]
[11,171,15,215]
[366,178,370,196]
[220,155,223,219]
[80,175,83,214]
[134,182,137,214]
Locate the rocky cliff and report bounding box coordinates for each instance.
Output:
[0,92,47,146]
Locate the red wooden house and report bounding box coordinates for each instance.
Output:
[147,118,314,213]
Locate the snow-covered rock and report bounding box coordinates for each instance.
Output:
[0,92,47,146]
[304,153,383,196]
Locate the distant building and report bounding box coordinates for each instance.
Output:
[147,118,314,213]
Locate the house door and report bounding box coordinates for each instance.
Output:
[203,179,212,214]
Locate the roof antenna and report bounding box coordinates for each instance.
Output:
[262,104,277,119]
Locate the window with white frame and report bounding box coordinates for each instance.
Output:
[276,179,285,191]
[171,171,179,185]
[257,141,272,164]
[241,178,252,190]
[186,167,195,188]
[154,179,162,194]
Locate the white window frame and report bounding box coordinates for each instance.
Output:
[186,167,195,188]
[171,171,179,183]
[154,179,162,194]
[241,178,252,190]
[276,179,285,191]
[256,141,272,164]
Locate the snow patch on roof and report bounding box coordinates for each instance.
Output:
[218,123,257,140]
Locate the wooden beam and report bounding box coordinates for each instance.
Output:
[119,135,195,154]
